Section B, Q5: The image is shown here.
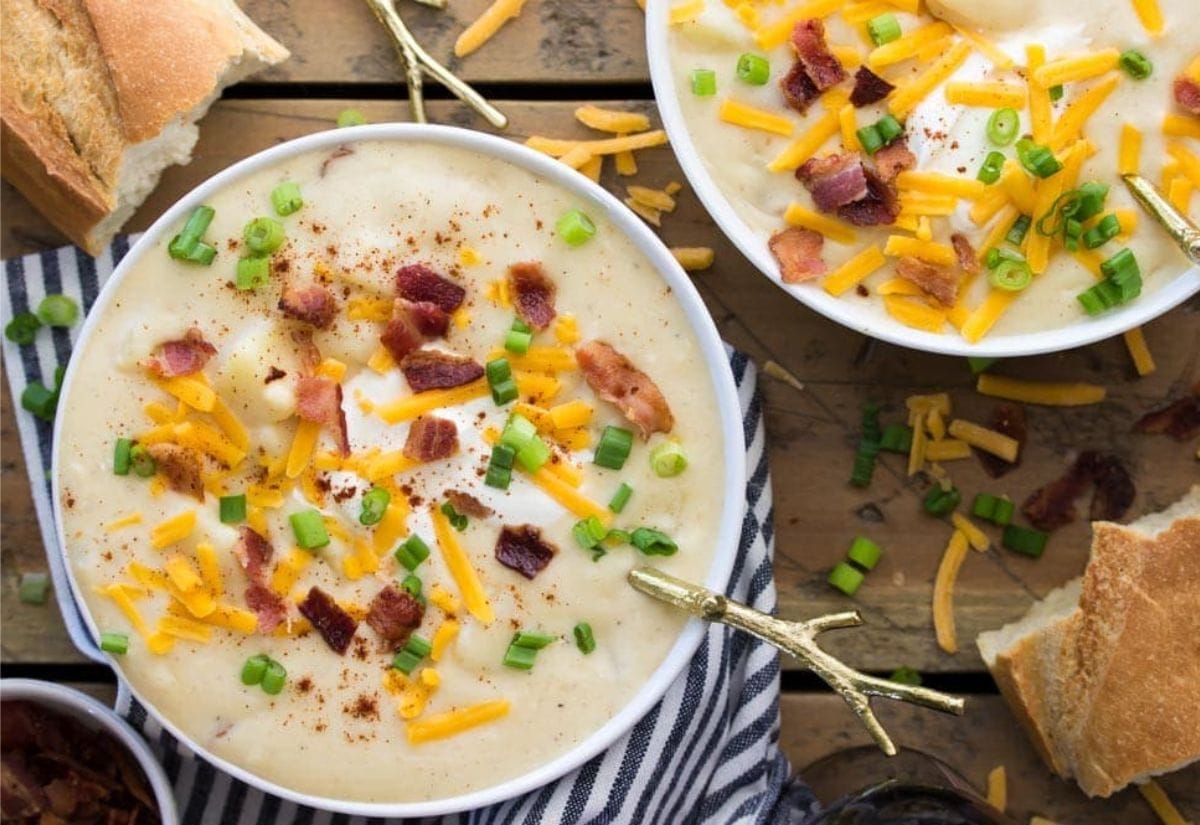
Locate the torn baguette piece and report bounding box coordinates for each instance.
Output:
[1,0,289,254]
[977,485,1200,798]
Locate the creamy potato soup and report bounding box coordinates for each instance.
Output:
[668,0,1198,340]
[56,139,727,802]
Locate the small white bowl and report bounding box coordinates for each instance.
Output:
[645,5,1200,357]
[0,678,179,825]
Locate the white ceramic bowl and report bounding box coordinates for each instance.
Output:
[0,678,179,824]
[50,123,746,817]
[645,6,1200,357]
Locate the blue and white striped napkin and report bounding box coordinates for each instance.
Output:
[2,239,815,824]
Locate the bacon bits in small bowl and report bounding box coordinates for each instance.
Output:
[649,0,1200,355]
[50,125,744,816]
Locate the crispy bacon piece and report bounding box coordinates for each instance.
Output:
[769,227,827,283]
[798,153,869,210]
[895,256,958,306]
[977,403,1026,478]
[403,415,458,461]
[850,66,894,106]
[1022,451,1134,531]
[837,168,900,227]
[381,314,422,363]
[143,328,216,378]
[576,340,674,439]
[365,584,424,650]
[446,489,493,518]
[1133,384,1200,441]
[873,140,915,183]
[1087,453,1135,522]
[400,349,485,392]
[495,525,557,579]
[232,528,288,633]
[296,375,350,455]
[395,263,466,313]
[780,61,820,113]
[779,19,845,114]
[298,586,358,655]
[508,261,557,330]
[291,328,322,373]
[401,298,450,337]
[951,233,981,275]
[279,283,338,329]
[144,443,204,500]
[1173,75,1200,116]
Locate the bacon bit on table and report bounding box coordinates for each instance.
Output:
[145,443,204,500]
[507,261,557,330]
[365,584,424,650]
[445,489,493,518]
[298,586,359,655]
[895,256,958,306]
[1174,75,1200,115]
[1086,453,1136,522]
[873,139,916,183]
[850,66,895,107]
[143,327,216,378]
[1021,450,1134,531]
[769,226,827,283]
[400,349,485,392]
[780,19,845,114]
[951,233,981,275]
[279,283,338,329]
[396,263,466,313]
[976,403,1026,478]
[403,415,459,461]
[495,524,558,579]
[296,375,349,455]
[1133,384,1200,440]
[576,340,674,439]
[232,527,288,633]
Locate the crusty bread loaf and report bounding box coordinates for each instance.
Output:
[977,486,1200,798]
[1,0,288,254]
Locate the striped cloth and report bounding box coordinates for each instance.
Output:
[2,239,816,825]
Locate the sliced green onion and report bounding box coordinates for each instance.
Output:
[1048,84,1064,102]
[504,327,533,355]
[35,295,78,327]
[261,659,287,695]
[847,536,882,570]
[394,535,431,570]
[985,246,1025,270]
[573,622,596,654]
[487,357,519,404]
[691,68,717,96]
[1074,181,1109,222]
[1016,138,1061,178]
[849,439,879,488]
[502,643,538,670]
[485,444,516,489]
[18,572,49,605]
[243,217,285,255]
[967,356,999,375]
[1100,247,1138,281]
[270,182,304,216]
[289,509,330,550]
[556,209,597,247]
[594,425,634,470]
[359,486,391,526]
[511,318,532,334]
[5,312,41,345]
[867,13,901,46]
[168,205,215,261]
[993,497,1015,526]
[184,242,217,266]
[440,501,468,531]
[861,401,882,445]
[512,630,556,649]
[401,573,423,598]
[875,115,904,144]
[1083,213,1120,249]
[608,482,633,513]
[977,151,1005,185]
[1077,282,1118,315]
[100,632,129,654]
[989,260,1033,292]
[501,413,538,452]
[573,515,609,550]
[336,109,367,127]
[392,649,421,674]
[236,256,270,291]
[856,124,884,155]
[972,492,998,520]
[828,562,864,596]
[113,438,133,475]
[650,441,687,477]
[879,424,913,453]
[986,108,1019,146]
[736,52,771,85]
[405,635,433,658]
[516,436,551,473]
[241,654,270,685]
[1002,524,1048,557]
[889,666,922,686]
[1005,214,1031,245]
[219,494,247,524]
[129,444,156,477]
[630,527,677,556]
[1119,49,1152,80]
[923,484,961,516]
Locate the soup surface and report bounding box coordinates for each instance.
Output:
[57,139,727,802]
[668,0,1197,341]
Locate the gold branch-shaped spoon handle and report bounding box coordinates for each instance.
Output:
[628,566,965,756]
[364,0,509,130]
[1122,174,1200,264]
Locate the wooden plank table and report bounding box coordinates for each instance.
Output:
[2,2,1197,821]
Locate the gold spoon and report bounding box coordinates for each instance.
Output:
[1122,174,1200,264]
[363,0,509,129]
[628,566,965,756]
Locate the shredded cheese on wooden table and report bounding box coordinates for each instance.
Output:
[454,0,527,57]
[933,530,969,654]
[976,374,1106,406]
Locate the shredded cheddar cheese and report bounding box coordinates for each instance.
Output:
[431,505,494,624]
[977,374,1106,406]
[1123,328,1156,376]
[986,765,1007,811]
[754,0,842,49]
[105,512,143,532]
[944,81,1026,109]
[671,247,716,271]
[150,510,197,550]
[530,466,611,523]
[578,154,602,183]
[454,0,526,57]
[1051,73,1119,150]
[285,420,322,479]
[951,513,990,551]
[406,699,511,744]
[377,379,490,424]
[822,245,887,296]
[627,185,677,212]
[429,583,461,615]
[1026,45,1053,144]
[431,619,460,662]
[1129,0,1165,34]
[925,439,972,461]
[525,131,668,158]
[933,529,969,654]
[889,41,973,118]
[1138,780,1188,825]
[720,99,795,137]
[961,291,1019,344]
[883,296,947,333]
[195,542,223,597]
[203,604,258,635]
[574,105,650,134]
[1032,48,1120,87]
[158,614,213,643]
[896,170,987,201]
[155,375,215,412]
[347,296,392,321]
[553,314,580,345]
[947,418,1020,462]
[784,203,857,244]
[883,235,958,267]
[867,21,953,68]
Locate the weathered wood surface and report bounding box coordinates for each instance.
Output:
[3,99,1197,673]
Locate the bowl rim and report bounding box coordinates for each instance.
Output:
[49,122,747,817]
[0,678,180,825]
[644,5,1200,357]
